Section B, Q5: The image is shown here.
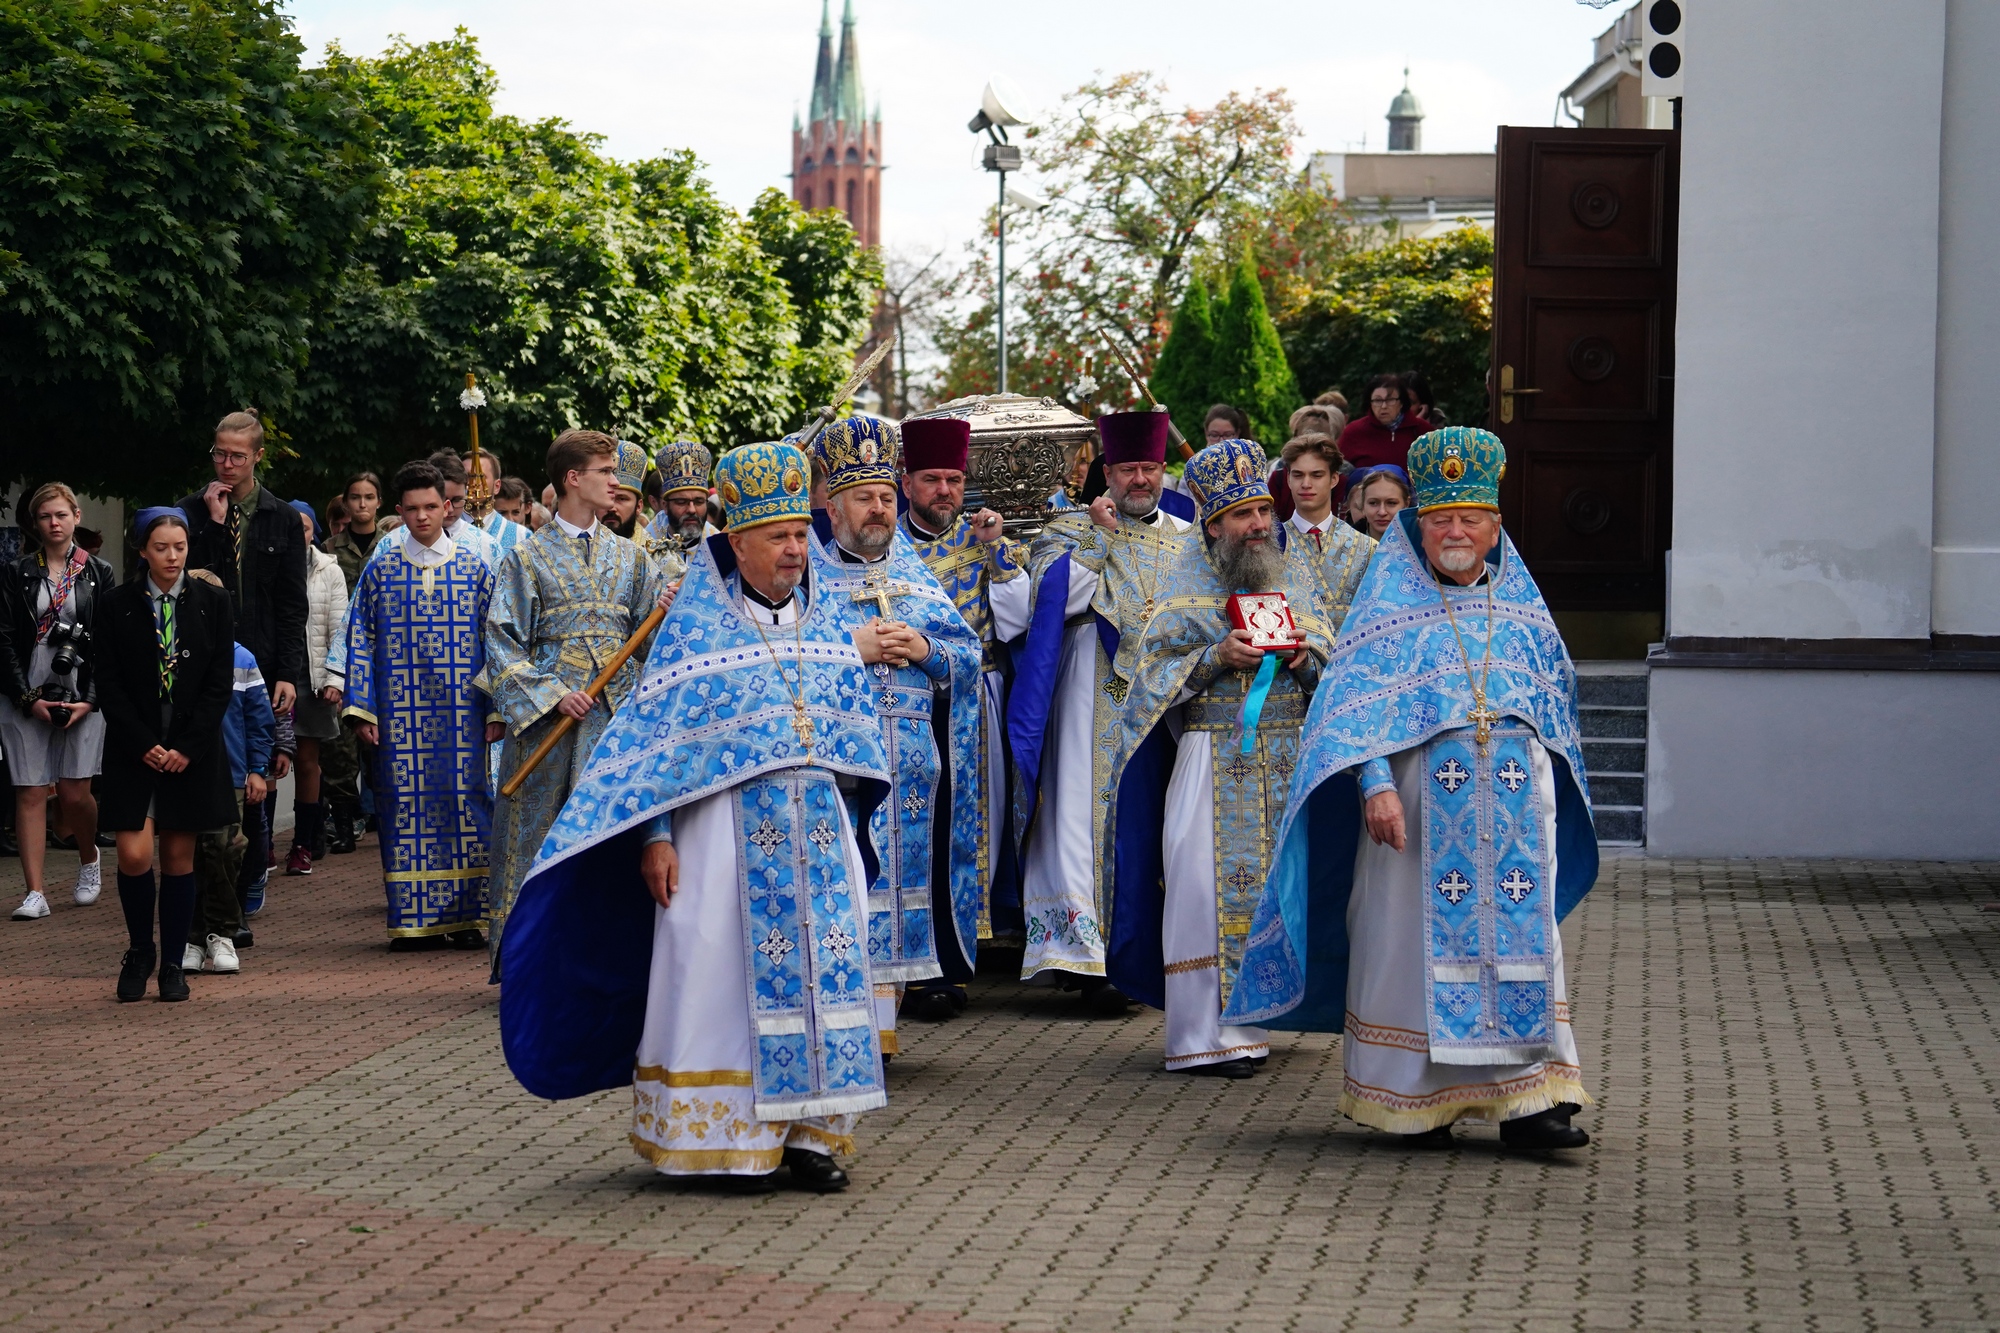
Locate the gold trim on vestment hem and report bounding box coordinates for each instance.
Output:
[386,922,483,938]
[383,864,490,883]
[1163,955,1218,976]
[784,1123,856,1156]
[628,1134,782,1174]
[633,1067,754,1087]
[1022,961,1106,980]
[340,706,378,726]
[1339,1073,1593,1135]
[1164,1041,1269,1068]
[880,1030,900,1056]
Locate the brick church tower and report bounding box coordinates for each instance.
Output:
[791,0,881,249]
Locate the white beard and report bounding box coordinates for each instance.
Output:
[1436,545,1480,572]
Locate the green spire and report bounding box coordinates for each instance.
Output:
[808,0,835,126]
[834,0,864,127]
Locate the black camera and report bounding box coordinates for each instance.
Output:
[38,620,89,726]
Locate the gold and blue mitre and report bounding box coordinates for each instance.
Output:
[714,441,812,531]
[807,415,902,495]
[613,438,649,496]
[652,440,712,496]
[1408,427,1505,512]
[1183,437,1272,528]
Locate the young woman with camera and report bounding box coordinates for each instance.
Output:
[0,483,113,921]
[93,508,237,1002]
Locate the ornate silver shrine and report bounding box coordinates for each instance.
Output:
[905,394,1093,538]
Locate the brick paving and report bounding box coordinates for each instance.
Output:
[1,844,1997,1331]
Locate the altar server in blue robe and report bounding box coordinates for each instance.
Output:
[1223,428,1599,1150]
[341,461,502,949]
[807,417,985,1043]
[898,415,1032,956]
[1101,440,1334,1076]
[485,433,668,968]
[498,440,891,1194]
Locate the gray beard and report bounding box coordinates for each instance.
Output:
[910,500,959,535]
[1114,488,1157,519]
[837,521,894,560]
[1212,532,1285,591]
[672,516,706,543]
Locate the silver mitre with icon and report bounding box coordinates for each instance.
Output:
[901,394,1097,538]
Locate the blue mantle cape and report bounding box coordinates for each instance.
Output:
[1219,509,1598,1030]
[810,514,987,973]
[499,534,891,1101]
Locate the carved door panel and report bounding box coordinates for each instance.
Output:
[1490,127,1679,611]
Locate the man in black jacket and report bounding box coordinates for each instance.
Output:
[177,410,308,717]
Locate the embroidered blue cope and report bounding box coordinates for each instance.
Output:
[498,534,892,1115]
[1219,509,1598,1032]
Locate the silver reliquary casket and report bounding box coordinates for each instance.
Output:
[905,394,1094,538]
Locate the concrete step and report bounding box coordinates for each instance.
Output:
[1590,773,1644,806]
[1592,806,1645,843]
[1584,738,1646,773]
[1578,673,1648,707]
[1579,704,1647,739]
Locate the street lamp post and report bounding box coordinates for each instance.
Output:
[969,78,1030,394]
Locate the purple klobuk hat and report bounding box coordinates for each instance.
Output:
[1097,410,1170,466]
[902,417,971,473]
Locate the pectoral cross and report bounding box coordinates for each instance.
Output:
[1466,690,1503,755]
[851,571,918,620]
[792,702,816,751]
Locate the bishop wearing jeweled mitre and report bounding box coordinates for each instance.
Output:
[1224,427,1600,1151]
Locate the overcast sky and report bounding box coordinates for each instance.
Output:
[285,0,1622,255]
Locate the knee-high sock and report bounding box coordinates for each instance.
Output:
[117,870,157,953]
[157,872,196,964]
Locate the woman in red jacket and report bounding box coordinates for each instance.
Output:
[1334,374,1431,471]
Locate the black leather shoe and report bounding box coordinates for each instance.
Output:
[1399,1125,1455,1149]
[681,1172,777,1195]
[781,1148,849,1192]
[447,929,487,951]
[904,988,957,1023]
[944,984,969,1013]
[117,949,155,1002]
[1180,1057,1256,1079]
[157,962,190,1002]
[1500,1107,1590,1151]
[1078,980,1135,1017]
[389,935,448,953]
[233,929,253,949]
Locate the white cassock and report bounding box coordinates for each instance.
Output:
[986,574,1031,907]
[996,507,1191,981]
[1161,725,1272,1070]
[1341,740,1588,1132]
[628,595,868,1175]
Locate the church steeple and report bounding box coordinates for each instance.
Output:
[790,0,882,247]
[808,1,836,127]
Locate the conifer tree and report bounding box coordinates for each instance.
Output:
[1151,279,1218,445]
[1209,247,1301,452]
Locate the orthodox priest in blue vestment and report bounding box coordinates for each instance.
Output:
[807,418,985,1046]
[1223,428,1599,1151]
[499,439,890,1194]
[341,461,500,946]
[1100,440,1335,1075]
[898,414,1033,958]
[484,435,668,969]
[1002,410,1196,1011]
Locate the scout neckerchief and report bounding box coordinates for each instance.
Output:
[34,543,84,641]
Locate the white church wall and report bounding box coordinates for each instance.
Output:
[1667,0,1946,641]
[1932,0,2000,636]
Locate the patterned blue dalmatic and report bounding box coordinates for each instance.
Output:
[341,540,498,937]
[497,535,893,1120]
[813,525,986,979]
[1220,509,1598,1039]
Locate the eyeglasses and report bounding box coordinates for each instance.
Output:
[210,448,256,465]
[579,465,619,478]
[1369,396,1401,406]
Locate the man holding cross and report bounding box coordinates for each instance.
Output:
[807,417,985,1046]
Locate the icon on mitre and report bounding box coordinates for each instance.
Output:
[1227,591,1302,652]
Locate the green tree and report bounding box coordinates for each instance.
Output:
[1150,278,1217,443]
[1277,225,1493,427]
[1209,247,1300,450]
[283,33,877,499]
[0,0,378,499]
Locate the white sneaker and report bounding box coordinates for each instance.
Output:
[73,860,102,906]
[11,891,49,921]
[204,934,240,974]
[183,943,205,971]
